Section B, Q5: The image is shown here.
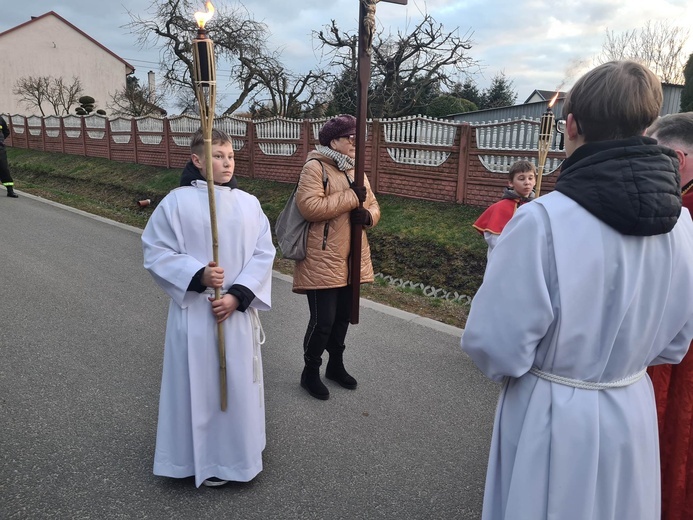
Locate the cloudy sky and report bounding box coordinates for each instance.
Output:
[3,0,693,113]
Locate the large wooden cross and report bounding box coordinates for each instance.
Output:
[350,0,408,324]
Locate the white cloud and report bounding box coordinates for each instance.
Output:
[3,0,692,113]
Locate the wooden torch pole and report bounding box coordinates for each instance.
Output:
[192,6,227,412]
[535,107,555,197]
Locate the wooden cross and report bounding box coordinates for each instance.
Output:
[350,0,408,325]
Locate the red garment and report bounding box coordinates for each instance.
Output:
[472,198,519,236]
[650,187,693,520]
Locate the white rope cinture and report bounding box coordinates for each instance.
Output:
[529,366,647,390]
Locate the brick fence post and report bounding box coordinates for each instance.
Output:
[132,118,139,164]
[455,123,471,204]
[370,119,381,193]
[247,119,255,178]
[81,116,87,156]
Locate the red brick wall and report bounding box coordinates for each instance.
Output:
[6,114,565,207]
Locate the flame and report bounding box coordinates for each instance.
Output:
[548,91,560,108]
[194,1,215,29]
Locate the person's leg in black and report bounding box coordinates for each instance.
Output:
[0,149,17,198]
[301,288,339,400]
[325,285,357,389]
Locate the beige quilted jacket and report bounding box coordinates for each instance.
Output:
[292,150,380,293]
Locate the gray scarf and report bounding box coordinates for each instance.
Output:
[316,144,355,173]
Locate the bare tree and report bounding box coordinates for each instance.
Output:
[109,76,166,117]
[238,60,329,118]
[126,0,268,113]
[174,88,199,115]
[315,14,479,118]
[597,21,690,84]
[126,0,324,116]
[13,76,51,116]
[13,75,82,116]
[47,77,83,115]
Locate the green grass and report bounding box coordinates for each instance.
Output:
[8,147,488,295]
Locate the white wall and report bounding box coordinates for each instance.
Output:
[0,15,131,116]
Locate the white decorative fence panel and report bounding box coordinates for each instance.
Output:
[382,116,458,166]
[256,117,301,140]
[474,118,563,174]
[136,117,164,133]
[259,143,297,156]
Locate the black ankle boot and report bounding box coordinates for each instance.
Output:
[6,186,18,198]
[325,347,357,389]
[301,366,329,400]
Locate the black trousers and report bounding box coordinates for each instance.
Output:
[303,286,352,367]
[0,148,14,186]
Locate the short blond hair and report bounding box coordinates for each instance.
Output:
[190,128,233,156]
[563,61,662,142]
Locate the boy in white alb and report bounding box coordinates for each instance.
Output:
[142,129,275,488]
[462,62,693,519]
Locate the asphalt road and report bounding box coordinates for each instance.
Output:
[0,192,499,520]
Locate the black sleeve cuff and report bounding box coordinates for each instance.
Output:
[187,267,207,293]
[227,284,255,312]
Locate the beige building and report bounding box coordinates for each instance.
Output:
[0,11,134,116]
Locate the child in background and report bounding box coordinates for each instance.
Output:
[142,129,275,488]
[472,160,536,254]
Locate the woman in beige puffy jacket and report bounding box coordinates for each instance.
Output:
[293,115,380,400]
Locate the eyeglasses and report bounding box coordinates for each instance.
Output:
[555,117,583,135]
[341,134,356,144]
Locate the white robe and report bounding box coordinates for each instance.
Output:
[142,181,275,487]
[461,192,693,520]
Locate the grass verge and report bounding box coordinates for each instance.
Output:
[7,147,487,328]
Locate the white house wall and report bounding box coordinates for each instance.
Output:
[0,15,131,117]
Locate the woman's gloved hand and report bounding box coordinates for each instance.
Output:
[351,185,367,203]
[350,208,371,226]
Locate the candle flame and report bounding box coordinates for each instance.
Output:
[548,91,559,108]
[194,2,215,29]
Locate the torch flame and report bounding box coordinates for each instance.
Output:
[194,1,215,29]
[548,91,560,108]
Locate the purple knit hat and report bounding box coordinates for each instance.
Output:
[318,115,357,146]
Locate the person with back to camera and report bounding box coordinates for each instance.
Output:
[0,115,18,198]
[461,61,693,519]
[142,128,275,488]
[472,160,536,255]
[293,114,380,401]
[646,111,693,520]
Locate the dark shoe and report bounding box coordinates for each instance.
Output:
[6,187,18,198]
[300,366,329,400]
[202,477,229,487]
[325,351,357,390]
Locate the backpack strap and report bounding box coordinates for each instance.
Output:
[305,157,328,190]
